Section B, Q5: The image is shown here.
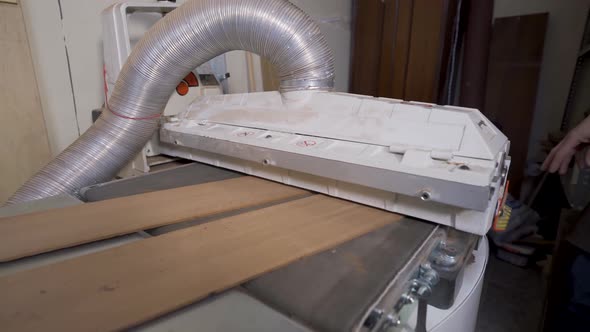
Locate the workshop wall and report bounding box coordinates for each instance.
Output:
[0,2,52,203]
[20,0,351,157]
[20,0,153,156]
[493,0,590,163]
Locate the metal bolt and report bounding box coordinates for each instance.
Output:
[385,314,401,327]
[400,293,415,305]
[501,166,508,178]
[416,285,431,298]
[421,266,439,286]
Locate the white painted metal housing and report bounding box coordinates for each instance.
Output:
[160,91,510,235]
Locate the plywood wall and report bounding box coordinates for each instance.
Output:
[0,3,51,204]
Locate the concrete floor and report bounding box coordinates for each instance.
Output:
[476,254,545,332]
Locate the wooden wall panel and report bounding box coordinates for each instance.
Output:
[378,0,414,98]
[404,0,448,102]
[351,0,457,102]
[350,0,385,96]
[0,3,51,204]
[484,13,548,196]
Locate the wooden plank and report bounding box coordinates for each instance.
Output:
[260,57,280,91]
[0,195,402,332]
[0,177,309,262]
[483,13,548,196]
[0,3,52,204]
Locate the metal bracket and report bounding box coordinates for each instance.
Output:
[367,264,440,332]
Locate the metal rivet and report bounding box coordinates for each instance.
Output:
[419,191,431,201]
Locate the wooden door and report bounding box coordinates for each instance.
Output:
[484,13,548,196]
[350,0,459,103]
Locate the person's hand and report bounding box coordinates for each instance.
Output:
[541,116,590,174]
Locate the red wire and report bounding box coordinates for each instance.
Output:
[103,64,161,121]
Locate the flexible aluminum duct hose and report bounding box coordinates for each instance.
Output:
[7,0,334,204]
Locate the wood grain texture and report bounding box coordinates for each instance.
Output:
[404,0,447,102]
[260,57,280,91]
[0,177,308,262]
[0,195,402,332]
[350,0,385,96]
[0,3,51,204]
[378,0,413,99]
[352,0,457,102]
[484,13,548,196]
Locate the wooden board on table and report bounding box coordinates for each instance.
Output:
[0,195,403,332]
[0,177,309,262]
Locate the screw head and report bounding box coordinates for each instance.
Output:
[419,191,431,201]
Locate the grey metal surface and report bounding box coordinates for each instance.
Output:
[8,0,334,204]
[134,290,311,332]
[146,193,310,236]
[244,219,438,332]
[0,194,81,218]
[81,162,240,201]
[76,163,439,331]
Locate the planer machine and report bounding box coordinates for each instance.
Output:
[158,89,510,236]
[0,1,510,332]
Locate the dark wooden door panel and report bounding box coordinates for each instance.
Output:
[350,0,385,96]
[404,0,448,102]
[378,0,414,98]
[351,0,458,102]
[484,13,548,196]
